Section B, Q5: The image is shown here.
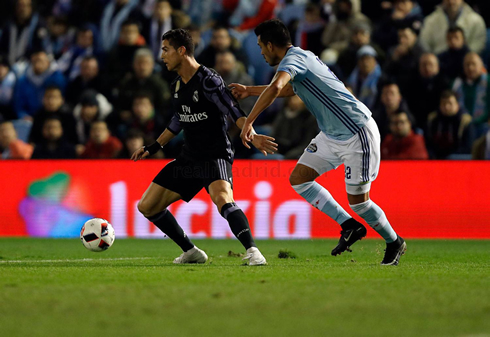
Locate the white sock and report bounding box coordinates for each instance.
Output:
[350,200,397,243]
[292,181,351,225]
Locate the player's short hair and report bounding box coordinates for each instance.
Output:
[440,90,457,101]
[162,28,194,56]
[254,19,291,48]
[447,26,465,37]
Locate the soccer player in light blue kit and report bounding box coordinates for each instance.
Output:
[231,19,406,265]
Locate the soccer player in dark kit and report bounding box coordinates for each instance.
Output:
[131,29,277,265]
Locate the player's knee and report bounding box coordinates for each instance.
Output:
[137,199,153,217]
[212,193,231,209]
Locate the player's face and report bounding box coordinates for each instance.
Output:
[257,37,280,67]
[161,39,183,71]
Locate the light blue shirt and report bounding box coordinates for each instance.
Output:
[277,46,371,140]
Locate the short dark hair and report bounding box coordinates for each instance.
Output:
[162,28,194,56]
[254,19,291,48]
[133,91,154,105]
[44,85,62,94]
[391,110,415,126]
[440,90,457,101]
[121,18,140,31]
[126,128,145,140]
[447,26,465,38]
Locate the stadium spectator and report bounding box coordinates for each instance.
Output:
[381,110,429,160]
[321,0,371,54]
[29,86,77,145]
[347,45,381,110]
[188,24,204,58]
[438,26,470,81]
[197,26,248,69]
[118,128,146,159]
[420,0,486,54]
[0,0,48,65]
[214,51,255,113]
[116,48,171,117]
[142,0,190,61]
[65,56,105,106]
[100,0,141,52]
[31,117,77,159]
[106,19,147,90]
[268,95,319,159]
[118,92,165,143]
[373,0,424,51]
[73,90,113,145]
[452,52,489,136]
[45,16,75,60]
[294,3,326,57]
[471,120,490,159]
[13,49,67,120]
[405,53,451,131]
[373,81,412,140]
[57,24,101,81]
[80,121,123,159]
[336,23,385,79]
[426,90,474,159]
[227,0,278,32]
[384,26,425,94]
[0,121,33,159]
[0,55,17,121]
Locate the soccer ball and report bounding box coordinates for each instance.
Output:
[80,218,115,252]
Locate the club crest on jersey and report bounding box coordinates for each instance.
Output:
[306,143,317,153]
[192,90,199,102]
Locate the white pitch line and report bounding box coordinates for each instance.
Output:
[0,257,154,264]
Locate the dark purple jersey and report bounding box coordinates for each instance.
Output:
[167,65,245,162]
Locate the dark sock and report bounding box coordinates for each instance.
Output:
[221,202,256,249]
[147,210,194,252]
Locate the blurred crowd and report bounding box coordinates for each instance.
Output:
[0,0,490,160]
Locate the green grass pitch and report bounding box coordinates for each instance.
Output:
[0,238,489,337]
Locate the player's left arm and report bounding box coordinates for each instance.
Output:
[240,71,291,147]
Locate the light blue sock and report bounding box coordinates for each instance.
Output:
[292,182,351,225]
[350,200,397,243]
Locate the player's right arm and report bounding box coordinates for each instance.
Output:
[131,113,182,161]
[229,82,295,99]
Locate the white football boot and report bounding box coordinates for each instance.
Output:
[242,247,267,266]
[173,246,208,264]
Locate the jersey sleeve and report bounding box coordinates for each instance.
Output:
[202,72,246,122]
[277,52,307,81]
[166,110,182,135]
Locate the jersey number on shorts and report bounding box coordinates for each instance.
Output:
[345,166,351,179]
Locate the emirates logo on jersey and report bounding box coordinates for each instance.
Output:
[192,90,199,102]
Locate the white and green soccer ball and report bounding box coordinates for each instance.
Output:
[80,218,115,252]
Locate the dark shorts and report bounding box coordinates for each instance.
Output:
[152,157,233,202]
